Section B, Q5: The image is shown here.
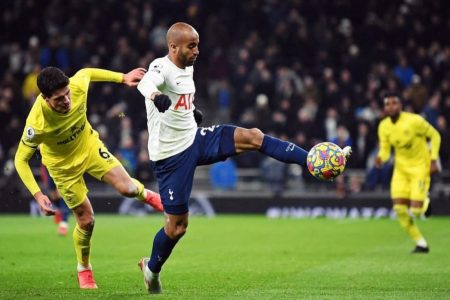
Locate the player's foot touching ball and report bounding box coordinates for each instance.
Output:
[307,142,351,181]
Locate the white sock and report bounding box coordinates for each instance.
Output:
[145,265,159,279]
[77,263,92,272]
[416,238,428,248]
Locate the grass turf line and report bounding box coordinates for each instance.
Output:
[0,215,449,299]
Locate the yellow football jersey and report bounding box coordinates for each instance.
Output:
[377,112,441,170]
[15,68,123,195]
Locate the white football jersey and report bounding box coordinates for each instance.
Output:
[138,56,197,161]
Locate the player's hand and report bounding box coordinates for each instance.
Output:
[153,94,172,113]
[193,108,203,125]
[430,160,440,175]
[123,68,147,87]
[34,192,56,216]
[374,156,383,168]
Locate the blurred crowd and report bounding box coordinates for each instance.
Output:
[1,0,449,186]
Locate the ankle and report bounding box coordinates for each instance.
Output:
[77,263,92,272]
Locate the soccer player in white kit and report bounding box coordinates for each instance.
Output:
[137,22,351,294]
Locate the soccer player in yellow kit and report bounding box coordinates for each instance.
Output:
[14,66,163,289]
[375,94,441,253]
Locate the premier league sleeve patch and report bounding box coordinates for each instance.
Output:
[25,126,36,141]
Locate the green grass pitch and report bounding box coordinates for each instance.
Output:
[0,215,449,299]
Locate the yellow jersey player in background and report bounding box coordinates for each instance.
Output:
[375,94,441,254]
[14,66,163,289]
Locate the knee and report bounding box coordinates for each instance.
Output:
[166,221,188,240]
[116,181,137,198]
[78,215,95,232]
[393,204,408,216]
[245,128,264,148]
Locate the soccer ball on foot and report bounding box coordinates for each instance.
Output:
[306,142,346,181]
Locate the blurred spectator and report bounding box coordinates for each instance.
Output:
[324,107,338,141]
[254,94,272,132]
[210,160,237,190]
[364,146,393,190]
[351,121,375,168]
[39,35,70,72]
[394,56,415,87]
[436,116,450,169]
[216,79,232,123]
[21,65,41,103]
[116,135,138,176]
[422,92,440,127]
[260,156,288,196]
[406,74,428,113]
[331,125,352,150]
[0,0,449,182]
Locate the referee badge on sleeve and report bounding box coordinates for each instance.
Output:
[25,126,35,141]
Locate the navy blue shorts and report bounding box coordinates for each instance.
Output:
[153,125,237,215]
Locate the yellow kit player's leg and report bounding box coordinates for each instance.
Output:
[86,138,163,212]
[131,178,146,200]
[393,203,429,253]
[73,224,92,268]
[47,164,98,287]
[409,175,431,217]
[393,204,424,242]
[391,170,429,253]
[72,198,98,289]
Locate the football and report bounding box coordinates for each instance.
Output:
[307,142,346,181]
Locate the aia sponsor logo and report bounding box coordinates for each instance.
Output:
[174,93,194,110]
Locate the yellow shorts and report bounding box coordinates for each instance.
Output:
[390,167,430,201]
[47,138,121,209]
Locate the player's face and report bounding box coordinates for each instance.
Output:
[45,86,71,114]
[384,96,402,118]
[177,34,199,67]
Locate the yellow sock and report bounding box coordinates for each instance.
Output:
[393,204,423,243]
[73,224,92,267]
[131,178,146,201]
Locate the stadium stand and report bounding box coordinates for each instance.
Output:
[0,0,449,212]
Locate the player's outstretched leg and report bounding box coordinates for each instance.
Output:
[102,166,163,212]
[138,257,162,294]
[258,134,308,165]
[240,129,353,166]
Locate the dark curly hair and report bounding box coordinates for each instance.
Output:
[37,67,69,98]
